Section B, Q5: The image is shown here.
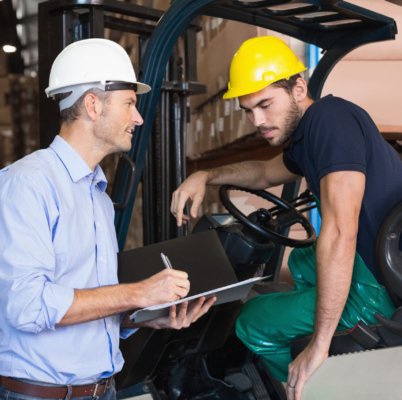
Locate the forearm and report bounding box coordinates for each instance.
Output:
[59,268,190,326]
[203,161,273,189]
[58,283,145,326]
[202,155,296,189]
[312,227,356,350]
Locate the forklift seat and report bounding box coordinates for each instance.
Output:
[376,200,402,307]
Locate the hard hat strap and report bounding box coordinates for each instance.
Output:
[57,81,138,111]
[58,83,104,111]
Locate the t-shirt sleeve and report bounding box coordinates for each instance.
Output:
[308,100,367,180]
[283,149,303,176]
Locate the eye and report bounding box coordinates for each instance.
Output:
[260,103,271,110]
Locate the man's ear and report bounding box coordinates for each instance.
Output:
[293,77,309,103]
[83,92,102,121]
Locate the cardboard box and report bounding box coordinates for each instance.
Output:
[0,106,13,125]
[0,52,7,77]
[187,94,254,158]
[151,0,170,10]
[322,60,402,128]
[0,127,15,167]
[0,77,11,108]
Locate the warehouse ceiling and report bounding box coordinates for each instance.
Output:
[0,0,401,76]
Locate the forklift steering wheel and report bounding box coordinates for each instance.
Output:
[219,185,316,248]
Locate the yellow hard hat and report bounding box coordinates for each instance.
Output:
[223,36,306,99]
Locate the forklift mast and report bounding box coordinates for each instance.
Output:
[38,0,397,250]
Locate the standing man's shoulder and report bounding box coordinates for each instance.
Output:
[0,148,59,196]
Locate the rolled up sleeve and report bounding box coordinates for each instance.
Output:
[0,172,73,332]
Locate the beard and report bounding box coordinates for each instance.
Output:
[259,97,302,146]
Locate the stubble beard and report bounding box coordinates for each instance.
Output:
[260,98,302,147]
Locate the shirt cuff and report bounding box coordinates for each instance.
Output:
[42,283,75,328]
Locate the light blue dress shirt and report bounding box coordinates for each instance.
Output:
[0,136,126,384]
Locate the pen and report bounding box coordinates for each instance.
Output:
[160,252,173,269]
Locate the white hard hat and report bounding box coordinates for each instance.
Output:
[45,38,151,111]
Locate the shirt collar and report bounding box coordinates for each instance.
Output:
[49,135,108,192]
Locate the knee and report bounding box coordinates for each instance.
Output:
[235,296,278,345]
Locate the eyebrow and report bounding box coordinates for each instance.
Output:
[239,98,272,111]
[124,97,137,104]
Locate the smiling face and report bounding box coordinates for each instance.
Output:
[94,89,144,154]
[239,79,307,147]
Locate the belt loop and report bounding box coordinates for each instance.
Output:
[64,385,73,400]
[106,377,113,389]
[91,383,99,400]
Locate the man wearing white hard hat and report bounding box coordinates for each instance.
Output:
[0,38,215,400]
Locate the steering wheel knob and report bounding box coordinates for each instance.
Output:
[256,208,272,222]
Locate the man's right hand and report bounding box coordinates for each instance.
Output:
[170,171,208,226]
[136,269,190,309]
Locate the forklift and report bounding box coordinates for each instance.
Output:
[38,1,402,399]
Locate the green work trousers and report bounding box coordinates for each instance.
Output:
[236,244,395,382]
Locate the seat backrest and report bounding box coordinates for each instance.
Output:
[376,201,402,306]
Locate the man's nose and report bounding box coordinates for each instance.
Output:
[253,109,266,127]
[133,107,144,126]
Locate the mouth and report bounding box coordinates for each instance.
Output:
[259,127,278,140]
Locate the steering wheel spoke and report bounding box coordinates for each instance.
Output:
[219,185,316,247]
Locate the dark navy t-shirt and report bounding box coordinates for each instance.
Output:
[283,95,402,281]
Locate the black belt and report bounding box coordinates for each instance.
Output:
[0,376,114,399]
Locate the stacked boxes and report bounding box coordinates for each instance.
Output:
[0,74,39,168]
[0,60,14,167]
[187,95,254,159]
[16,75,40,156]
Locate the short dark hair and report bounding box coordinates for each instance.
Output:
[271,74,313,99]
[271,74,301,93]
[55,88,110,123]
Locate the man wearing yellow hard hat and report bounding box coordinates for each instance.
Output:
[171,36,402,398]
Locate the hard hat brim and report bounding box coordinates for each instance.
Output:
[135,81,152,95]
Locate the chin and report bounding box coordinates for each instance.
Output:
[122,143,132,152]
[266,137,281,147]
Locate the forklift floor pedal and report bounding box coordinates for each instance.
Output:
[242,363,272,400]
[224,372,252,392]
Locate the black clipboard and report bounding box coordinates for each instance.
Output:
[118,230,265,322]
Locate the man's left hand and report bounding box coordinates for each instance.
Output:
[286,341,328,400]
[123,296,216,330]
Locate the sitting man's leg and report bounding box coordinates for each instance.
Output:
[236,286,316,382]
[236,245,395,382]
